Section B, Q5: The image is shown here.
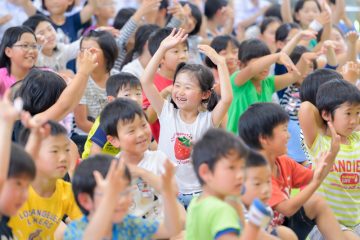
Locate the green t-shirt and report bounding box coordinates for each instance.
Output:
[185,196,241,240]
[82,116,120,159]
[227,72,275,134]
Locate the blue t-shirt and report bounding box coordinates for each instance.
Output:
[64,215,159,240]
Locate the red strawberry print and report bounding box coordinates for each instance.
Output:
[174,136,191,160]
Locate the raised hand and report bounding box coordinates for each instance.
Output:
[346,31,359,44]
[340,61,360,84]
[299,29,318,40]
[160,28,188,51]
[328,121,340,156]
[161,160,176,194]
[76,49,98,75]
[278,52,300,75]
[138,0,162,15]
[198,44,225,66]
[0,90,21,123]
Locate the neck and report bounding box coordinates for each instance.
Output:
[207,20,219,35]
[158,68,174,80]
[250,77,262,86]
[96,17,109,27]
[259,149,278,176]
[179,109,199,123]
[32,175,57,197]
[91,71,109,88]
[201,186,225,201]
[50,14,66,25]
[138,52,151,69]
[10,65,29,81]
[42,47,55,57]
[121,151,144,165]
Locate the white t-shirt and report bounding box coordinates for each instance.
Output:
[0,2,29,41]
[118,150,167,221]
[36,40,80,72]
[158,100,214,194]
[234,0,271,27]
[121,58,144,79]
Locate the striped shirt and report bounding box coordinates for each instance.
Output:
[279,84,301,121]
[308,132,360,228]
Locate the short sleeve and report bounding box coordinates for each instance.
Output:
[158,100,173,122]
[230,71,241,89]
[63,183,83,220]
[264,75,276,93]
[62,39,80,62]
[290,160,313,188]
[268,178,287,208]
[90,127,107,148]
[210,205,241,239]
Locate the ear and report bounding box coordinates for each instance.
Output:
[294,12,300,22]
[275,41,284,50]
[107,96,115,102]
[321,110,331,122]
[107,135,121,148]
[77,193,94,212]
[198,163,212,183]
[5,47,13,58]
[202,90,211,100]
[239,61,246,69]
[259,134,269,149]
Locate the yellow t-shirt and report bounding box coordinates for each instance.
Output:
[9,179,82,239]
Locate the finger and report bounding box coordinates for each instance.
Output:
[106,160,117,180]
[93,170,104,185]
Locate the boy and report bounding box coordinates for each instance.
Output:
[82,73,143,159]
[145,27,189,142]
[299,80,360,238]
[227,38,307,134]
[241,150,297,240]
[65,154,183,239]
[186,128,272,240]
[238,102,349,240]
[100,98,185,221]
[9,121,82,239]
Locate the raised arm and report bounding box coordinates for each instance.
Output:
[345,31,359,64]
[298,101,324,148]
[281,0,293,23]
[140,28,188,115]
[80,0,96,24]
[198,45,232,126]
[35,49,98,122]
[281,30,317,56]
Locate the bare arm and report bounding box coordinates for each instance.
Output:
[34,50,97,122]
[80,0,96,24]
[73,104,93,133]
[0,14,12,26]
[345,31,359,63]
[281,30,317,56]
[281,0,293,23]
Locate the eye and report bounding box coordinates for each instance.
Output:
[66,148,70,152]
[51,150,58,153]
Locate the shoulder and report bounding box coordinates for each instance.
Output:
[64,216,87,239]
[119,214,159,236]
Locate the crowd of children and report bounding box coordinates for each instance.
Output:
[0,0,360,239]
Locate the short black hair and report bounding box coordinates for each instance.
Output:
[23,14,53,32]
[260,17,281,34]
[81,30,118,72]
[192,128,249,185]
[275,22,301,42]
[238,39,271,65]
[8,143,36,180]
[204,0,227,20]
[72,154,131,215]
[316,80,360,121]
[148,27,188,56]
[238,103,289,150]
[205,35,239,69]
[245,149,268,169]
[106,73,141,97]
[300,69,343,105]
[18,120,68,146]
[289,45,309,65]
[113,8,136,30]
[100,98,145,138]
[264,3,282,21]
[181,1,202,35]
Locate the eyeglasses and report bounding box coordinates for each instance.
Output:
[12,44,40,51]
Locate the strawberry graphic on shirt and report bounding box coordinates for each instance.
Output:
[174,136,192,160]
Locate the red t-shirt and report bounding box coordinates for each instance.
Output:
[269,155,313,226]
[142,72,173,142]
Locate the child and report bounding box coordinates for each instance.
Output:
[186,128,271,240]
[82,0,116,35]
[241,150,297,240]
[299,79,360,238]
[260,17,282,53]
[82,72,143,159]
[100,98,185,221]
[8,121,82,239]
[141,28,232,208]
[0,26,38,96]
[72,30,118,150]
[226,38,303,134]
[144,27,189,143]
[238,102,350,240]
[65,154,183,239]
[23,14,80,73]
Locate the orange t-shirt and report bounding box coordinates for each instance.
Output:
[269,155,313,226]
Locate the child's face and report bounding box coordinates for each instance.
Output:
[182,4,197,34]
[172,72,207,110]
[0,176,31,216]
[92,182,133,223]
[37,134,70,179]
[80,39,106,72]
[241,165,272,207]
[330,28,346,55]
[115,115,152,155]
[161,42,189,73]
[261,21,281,53]
[35,21,57,51]
[219,42,239,74]
[95,0,116,20]
[44,0,73,15]
[116,85,143,107]
[245,57,269,80]
[265,122,290,156]
[5,33,38,71]
[324,102,360,137]
[295,1,320,27]
[205,153,245,197]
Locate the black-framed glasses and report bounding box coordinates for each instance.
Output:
[12,44,40,51]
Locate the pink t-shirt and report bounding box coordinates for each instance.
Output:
[0,68,16,96]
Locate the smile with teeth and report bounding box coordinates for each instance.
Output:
[176,97,187,102]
